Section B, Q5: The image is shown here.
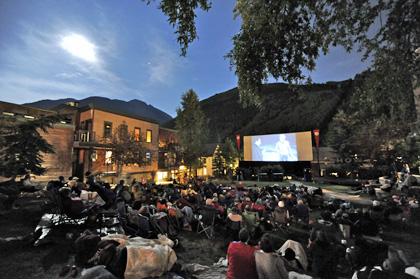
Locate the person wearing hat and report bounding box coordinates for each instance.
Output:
[309,210,341,244]
[336,212,356,238]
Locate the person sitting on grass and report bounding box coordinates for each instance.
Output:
[309,210,341,244]
[254,234,289,279]
[22,174,42,191]
[212,197,224,215]
[90,183,116,209]
[308,229,340,279]
[295,200,309,223]
[227,228,259,279]
[352,256,416,279]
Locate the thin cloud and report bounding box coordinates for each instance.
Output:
[0,14,145,103]
[55,72,83,79]
[147,37,185,86]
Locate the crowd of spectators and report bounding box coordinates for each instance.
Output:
[3,172,420,279]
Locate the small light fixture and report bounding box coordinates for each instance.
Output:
[24,115,35,119]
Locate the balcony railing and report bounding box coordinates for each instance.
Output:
[74,130,96,143]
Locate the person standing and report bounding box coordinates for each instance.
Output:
[252,138,265,161]
[275,135,294,161]
[227,228,259,279]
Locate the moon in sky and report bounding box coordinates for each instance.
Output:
[60,34,97,63]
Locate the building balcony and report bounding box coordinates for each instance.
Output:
[74,130,96,143]
[158,161,169,169]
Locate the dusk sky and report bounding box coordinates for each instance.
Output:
[0,0,371,117]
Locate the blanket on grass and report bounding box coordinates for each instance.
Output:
[103,234,176,279]
[277,239,308,271]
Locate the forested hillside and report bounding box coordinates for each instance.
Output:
[163,80,356,144]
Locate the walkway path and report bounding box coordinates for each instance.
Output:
[289,180,375,207]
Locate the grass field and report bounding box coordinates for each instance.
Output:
[210,179,352,193]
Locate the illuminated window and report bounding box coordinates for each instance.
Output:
[104,122,112,138]
[105,151,112,164]
[146,152,151,165]
[157,171,168,180]
[146,130,152,143]
[134,127,141,141]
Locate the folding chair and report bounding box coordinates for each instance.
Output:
[138,214,153,238]
[167,205,183,230]
[339,223,351,238]
[242,210,260,238]
[49,188,89,226]
[101,197,136,235]
[273,209,290,233]
[116,198,128,225]
[97,208,119,234]
[196,206,217,239]
[150,212,172,236]
[252,204,265,218]
[226,217,242,240]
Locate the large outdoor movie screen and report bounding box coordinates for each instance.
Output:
[244,131,313,162]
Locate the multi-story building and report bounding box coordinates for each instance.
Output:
[1,100,178,184]
[65,103,160,183]
[157,127,181,182]
[0,101,75,182]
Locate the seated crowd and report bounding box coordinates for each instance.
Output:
[14,173,420,279]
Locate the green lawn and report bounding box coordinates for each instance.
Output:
[318,184,352,194]
[209,179,351,194]
[209,179,291,188]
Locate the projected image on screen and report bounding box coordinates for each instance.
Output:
[251,133,298,162]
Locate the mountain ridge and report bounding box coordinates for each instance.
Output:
[23,96,173,124]
[162,80,356,144]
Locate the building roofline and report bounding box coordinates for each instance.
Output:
[0,101,57,115]
[159,126,177,132]
[50,103,80,112]
[79,103,160,124]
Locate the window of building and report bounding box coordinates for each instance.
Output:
[104,122,112,138]
[119,124,128,137]
[134,127,141,141]
[120,124,128,132]
[105,151,113,164]
[146,152,151,165]
[146,130,152,143]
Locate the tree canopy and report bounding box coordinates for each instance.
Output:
[148,0,420,109]
[141,0,211,56]
[175,89,208,172]
[103,121,152,177]
[0,115,64,180]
